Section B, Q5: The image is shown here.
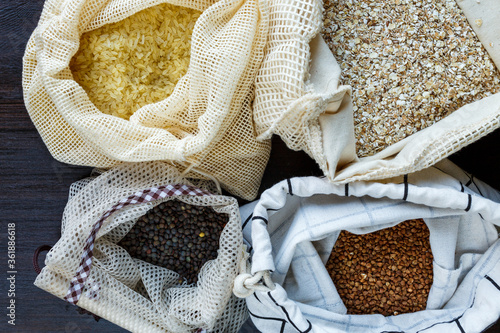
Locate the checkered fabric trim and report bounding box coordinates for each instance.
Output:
[84,278,101,300]
[64,184,212,304]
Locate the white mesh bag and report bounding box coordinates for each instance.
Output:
[252,0,500,186]
[234,159,500,333]
[34,162,248,332]
[22,0,271,200]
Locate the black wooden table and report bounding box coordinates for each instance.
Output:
[1,1,499,332]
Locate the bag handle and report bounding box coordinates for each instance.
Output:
[233,179,299,298]
[33,245,52,274]
[65,184,212,305]
[34,245,102,321]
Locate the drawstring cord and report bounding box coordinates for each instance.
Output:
[233,246,275,298]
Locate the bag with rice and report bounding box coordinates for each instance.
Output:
[234,160,500,332]
[23,0,271,200]
[34,162,247,332]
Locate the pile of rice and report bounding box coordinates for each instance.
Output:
[70,3,201,120]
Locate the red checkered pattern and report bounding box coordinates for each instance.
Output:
[64,184,212,304]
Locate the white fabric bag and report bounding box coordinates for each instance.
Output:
[235,160,500,333]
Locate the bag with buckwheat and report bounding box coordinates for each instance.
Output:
[234,160,500,333]
[34,162,248,332]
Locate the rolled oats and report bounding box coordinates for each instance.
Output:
[322,0,500,157]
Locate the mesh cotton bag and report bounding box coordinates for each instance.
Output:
[234,159,500,333]
[34,162,248,332]
[22,0,271,200]
[252,0,500,185]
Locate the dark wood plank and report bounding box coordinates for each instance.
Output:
[0,0,45,104]
[448,129,500,191]
[0,104,124,332]
[235,136,323,206]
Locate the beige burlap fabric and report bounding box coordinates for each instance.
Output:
[252,0,500,184]
[34,162,247,332]
[23,0,270,201]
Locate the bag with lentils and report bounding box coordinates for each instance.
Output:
[34,162,247,332]
[252,0,500,186]
[234,159,500,332]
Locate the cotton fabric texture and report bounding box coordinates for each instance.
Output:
[23,0,271,200]
[238,160,500,333]
[252,0,500,185]
[34,162,247,332]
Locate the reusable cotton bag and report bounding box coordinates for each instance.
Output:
[34,162,247,332]
[252,0,500,185]
[23,0,271,200]
[235,160,500,332]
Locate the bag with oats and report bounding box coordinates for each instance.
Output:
[252,0,500,186]
[34,162,248,333]
[234,160,500,333]
[23,0,271,200]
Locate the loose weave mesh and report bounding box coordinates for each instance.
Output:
[23,0,270,200]
[252,0,339,156]
[254,0,322,139]
[34,162,247,332]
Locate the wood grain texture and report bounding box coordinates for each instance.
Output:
[0,0,498,332]
[0,0,45,104]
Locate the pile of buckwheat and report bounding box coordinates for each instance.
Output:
[322,0,500,157]
[326,219,433,316]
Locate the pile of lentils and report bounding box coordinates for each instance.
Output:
[119,199,228,284]
[326,219,433,316]
[322,0,500,157]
